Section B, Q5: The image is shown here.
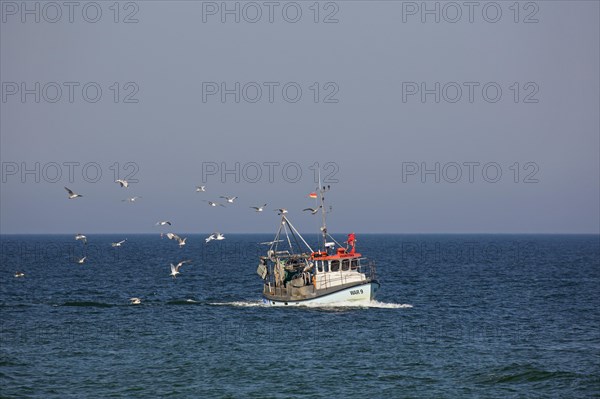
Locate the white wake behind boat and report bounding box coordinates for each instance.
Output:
[257,185,380,306]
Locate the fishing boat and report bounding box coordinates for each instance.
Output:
[257,185,380,306]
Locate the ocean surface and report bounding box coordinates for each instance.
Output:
[1,234,599,398]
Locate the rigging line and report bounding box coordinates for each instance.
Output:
[282,218,293,253]
[270,219,284,253]
[289,223,303,254]
[326,233,344,248]
[284,215,314,253]
[289,216,306,253]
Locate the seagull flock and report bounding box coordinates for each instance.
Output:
[13,180,324,305]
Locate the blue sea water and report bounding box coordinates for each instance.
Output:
[1,234,599,398]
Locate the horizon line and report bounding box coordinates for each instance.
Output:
[1,232,599,236]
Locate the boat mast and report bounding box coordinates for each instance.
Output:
[318,169,329,251]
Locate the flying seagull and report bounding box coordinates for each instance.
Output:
[129,297,141,305]
[275,208,288,215]
[170,259,192,278]
[206,232,225,243]
[115,179,129,188]
[111,239,127,247]
[122,196,141,203]
[155,221,172,226]
[77,256,87,264]
[214,232,225,241]
[166,233,187,247]
[220,196,238,203]
[196,186,206,192]
[303,206,322,215]
[64,187,82,199]
[75,234,87,244]
[204,200,225,207]
[250,204,267,212]
[14,271,25,278]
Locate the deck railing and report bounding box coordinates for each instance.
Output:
[317,260,376,290]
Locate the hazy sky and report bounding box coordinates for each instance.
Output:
[1,1,598,234]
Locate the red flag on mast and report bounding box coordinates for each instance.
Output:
[309,192,317,199]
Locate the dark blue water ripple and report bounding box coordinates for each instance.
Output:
[1,234,599,398]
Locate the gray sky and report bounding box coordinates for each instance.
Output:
[1,1,598,234]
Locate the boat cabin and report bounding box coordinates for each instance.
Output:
[311,248,362,274]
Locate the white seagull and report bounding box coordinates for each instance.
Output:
[275,208,288,215]
[155,221,172,226]
[115,179,129,188]
[170,259,192,278]
[122,196,141,203]
[220,196,238,203]
[204,200,225,207]
[77,256,87,264]
[250,204,267,212]
[206,232,225,243]
[111,239,127,247]
[14,271,25,278]
[205,234,215,243]
[64,186,82,199]
[75,234,87,244]
[166,233,187,247]
[196,186,206,192]
[303,206,322,215]
[129,297,141,305]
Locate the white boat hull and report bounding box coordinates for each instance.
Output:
[262,281,380,307]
